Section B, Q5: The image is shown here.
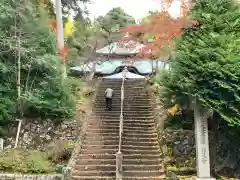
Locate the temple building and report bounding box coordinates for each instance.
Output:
[70,40,169,78]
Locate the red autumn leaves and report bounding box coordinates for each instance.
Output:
[119,0,197,58]
[48,19,68,64]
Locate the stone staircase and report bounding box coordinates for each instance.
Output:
[71,79,164,180]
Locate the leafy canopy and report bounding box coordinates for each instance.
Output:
[160,0,240,126]
[0,0,77,127]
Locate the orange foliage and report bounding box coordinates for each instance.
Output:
[48,19,57,32]
[119,0,197,58]
[48,20,69,63]
[58,47,68,64]
[167,104,179,116]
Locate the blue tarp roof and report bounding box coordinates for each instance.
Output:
[70,59,169,74]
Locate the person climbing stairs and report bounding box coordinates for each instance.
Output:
[71,79,164,180]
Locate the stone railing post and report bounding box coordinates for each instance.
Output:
[193,103,215,180]
[116,67,127,180]
[0,138,4,151]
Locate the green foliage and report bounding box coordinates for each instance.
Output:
[0,0,77,125]
[97,7,136,32]
[61,0,90,14]
[0,149,55,174]
[46,139,74,163]
[95,7,136,43]
[23,77,77,118]
[67,7,136,66]
[160,0,240,126]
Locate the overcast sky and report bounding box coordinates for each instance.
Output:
[87,0,181,20]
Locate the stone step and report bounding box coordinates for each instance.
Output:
[94,103,153,107]
[89,116,155,120]
[71,176,165,180]
[85,136,158,142]
[85,132,157,139]
[87,125,155,131]
[122,149,161,155]
[75,158,115,165]
[96,90,147,93]
[100,81,144,84]
[88,122,155,128]
[84,135,119,141]
[78,153,116,159]
[92,112,154,116]
[124,165,162,171]
[89,120,155,125]
[81,148,116,154]
[72,170,115,176]
[74,164,116,171]
[123,140,159,146]
[124,131,158,137]
[123,158,162,165]
[87,128,156,134]
[123,177,165,180]
[93,106,152,109]
[88,120,155,124]
[74,164,162,171]
[99,84,144,87]
[83,140,118,146]
[123,170,164,177]
[98,87,146,92]
[93,109,153,112]
[82,144,159,151]
[97,91,147,93]
[96,95,149,98]
[80,147,160,155]
[90,115,154,118]
[94,96,152,101]
[124,154,162,159]
[71,176,115,180]
[92,108,154,112]
[95,98,151,101]
[81,145,118,150]
[78,153,161,160]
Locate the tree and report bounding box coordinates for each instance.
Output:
[119,0,196,59]
[160,0,240,126]
[96,7,136,44]
[61,0,90,14]
[65,12,93,66]
[0,0,77,130]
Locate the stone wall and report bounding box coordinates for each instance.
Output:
[0,174,63,180]
[164,129,197,177]
[164,128,240,179]
[4,118,82,150]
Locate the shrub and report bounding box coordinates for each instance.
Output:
[46,139,75,163]
[0,149,55,174]
[23,76,77,119]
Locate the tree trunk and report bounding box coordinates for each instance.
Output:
[151,60,154,74]
[155,60,159,73]
[87,61,96,80]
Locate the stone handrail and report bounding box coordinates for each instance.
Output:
[116,67,127,180]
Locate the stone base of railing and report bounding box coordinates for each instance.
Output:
[0,173,63,180]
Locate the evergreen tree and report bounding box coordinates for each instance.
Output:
[160,0,240,126]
